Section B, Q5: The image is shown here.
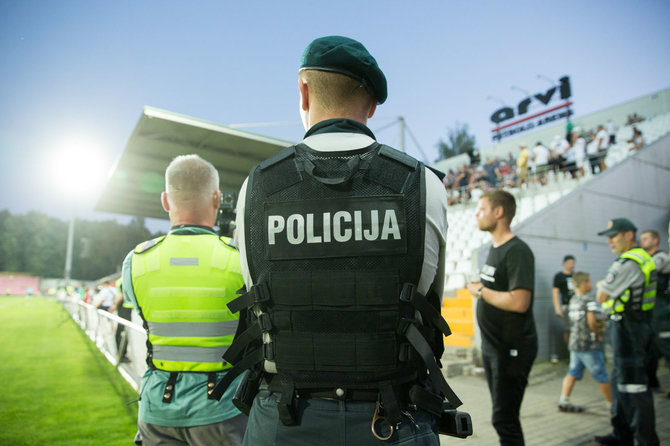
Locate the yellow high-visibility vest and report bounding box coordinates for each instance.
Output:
[131,232,244,372]
[602,248,656,314]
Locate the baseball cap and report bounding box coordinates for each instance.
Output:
[300,35,387,104]
[597,218,637,236]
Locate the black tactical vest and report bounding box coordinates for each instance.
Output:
[213,142,459,424]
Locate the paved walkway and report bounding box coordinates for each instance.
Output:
[441,360,670,445]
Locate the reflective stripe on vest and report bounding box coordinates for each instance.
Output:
[131,232,244,372]
[617,383,648,393]
[603,248,656,314]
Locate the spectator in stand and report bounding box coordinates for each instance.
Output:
[482,157,501,188]
[516,145,530,189]
[557,272,612,413]
[550,134,571,179]
[628,126,644,151]
[497,161,514,188]
[560,136,577,179]
[95,281,116,312]
[532,141,551,185]
[586,131,601,175]
[547,147,562,176]
[552,255,576,364]
[84,287,93,304]
[595,124,609,172]
[571,129,586,178]
[467,147,481,166]
[507,151,516,167]
[456,164,471,201]
[566,119,574,143]
[606,119,617,145]
[626,113,645,125]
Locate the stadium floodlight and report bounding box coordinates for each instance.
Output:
[511,85,530,96]
[49,137,107,285]
[50,138,108,198]
[486,96,507,107]
[536,74,556,86]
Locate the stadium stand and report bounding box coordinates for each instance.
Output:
[0,273,40,296]
[442,109,670,295]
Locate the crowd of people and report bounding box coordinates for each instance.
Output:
[466,189,669,445]
[444,117,645,206]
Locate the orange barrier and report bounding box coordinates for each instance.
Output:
[442,288,475,347]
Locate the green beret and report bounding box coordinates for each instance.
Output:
[300,35,387,104]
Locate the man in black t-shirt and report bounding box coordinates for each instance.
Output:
[551,255,576,362]
[467,190,537,446]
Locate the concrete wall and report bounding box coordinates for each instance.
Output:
[473,133,670,361]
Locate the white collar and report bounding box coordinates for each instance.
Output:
[302,132,376,152]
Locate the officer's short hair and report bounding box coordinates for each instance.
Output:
[299,69,375,113]
[481,190,516,224]
[165,154,219,203]
[573,271,590,288]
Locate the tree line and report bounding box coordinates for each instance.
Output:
[436,122,477,161]
[0,210,159,280]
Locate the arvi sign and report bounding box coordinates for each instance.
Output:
[490,76,573,141]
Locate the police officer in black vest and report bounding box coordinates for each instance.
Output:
[211,36,468,445]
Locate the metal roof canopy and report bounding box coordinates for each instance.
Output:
[95,106,294,220]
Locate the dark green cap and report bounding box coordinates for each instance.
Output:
[300,35,387,104]
[597,218,637,236]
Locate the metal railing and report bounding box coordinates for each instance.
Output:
[59,296,147,392]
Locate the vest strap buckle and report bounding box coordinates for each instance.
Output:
[399,283,415,303]
[162,372,178,404]
[228,283,271,314]
[258,313,273,333]
[207,373,217,400]
[263,342,275,360]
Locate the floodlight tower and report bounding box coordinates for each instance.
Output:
[64,212,75,284]
[51,138,107,287]
[511,85,530,97]
[536,74,555,86]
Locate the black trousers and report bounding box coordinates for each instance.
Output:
[610,316,659,446]
[482,344,537,446]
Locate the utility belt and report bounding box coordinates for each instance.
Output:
[233,370,472,440]
[266,377,388,403]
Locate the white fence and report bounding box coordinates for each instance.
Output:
[59,297,147,392]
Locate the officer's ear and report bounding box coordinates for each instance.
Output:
[161,192,170,212]
[367,102,377,119]
[213,190,221,209]
[299,78,309,112]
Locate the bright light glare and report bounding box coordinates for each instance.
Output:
[49,138,108,198]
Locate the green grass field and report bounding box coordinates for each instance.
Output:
[0,296,138,445]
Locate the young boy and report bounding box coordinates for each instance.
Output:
[558,272,612,412]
